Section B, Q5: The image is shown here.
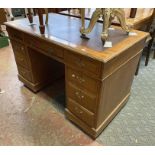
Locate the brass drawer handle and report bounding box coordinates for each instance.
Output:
[75,91,84,99]
[72,74,76,78]
[21,46,24,51]
[80,78,85,83]
[81,95,84,99]
[71,74,85,83]
[78,77,85,83]
[75,107,83,114]
[75,91,80,98]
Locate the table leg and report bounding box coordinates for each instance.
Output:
[38,9,45,34]
[27,8,33,23]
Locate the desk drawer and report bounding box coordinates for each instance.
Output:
[7,28,23,41]
[67,67,99,93]
[11,40,29,68]
[11,40,25,56]
[15,55,28,68]
[67,98,94,127]
[18,66,32,82]
[65,51,101,76]
[67,83,97,113]
[24,35,64,59]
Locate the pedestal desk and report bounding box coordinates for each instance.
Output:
[5,13,149,138]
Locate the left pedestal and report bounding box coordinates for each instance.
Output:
[7,27,64,92]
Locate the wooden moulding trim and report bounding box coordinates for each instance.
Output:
[101,50,142,81]
[95,92,130,136]
[5,19,149,63]
[65,108,97,139]
[66,93,130,138]
[18,74,51,93]
[27,45,64,64]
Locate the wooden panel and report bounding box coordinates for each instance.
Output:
[7,27,23,42]
[67,83,97,113]
[102,39,145,79]
[96,53,141,128]
[67,98,95,127]
[17,65,32,82]
[11,40,29,69]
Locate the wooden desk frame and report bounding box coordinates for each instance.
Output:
[5,14,149,139]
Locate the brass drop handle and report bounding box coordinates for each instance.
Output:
[80,78,85,83]
[81,95,84,99]
[78,77,85,83]
[21,46,24,51]
[75,91,84,99]
[72,74,76,78]
[75,107,83,114]
[71,74,85,83]
[75,91,80,98]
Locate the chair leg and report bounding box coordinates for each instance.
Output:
[145,48,151,66]
[145,38,154,66]
[135,55,141,76]
[38,9,45,34]
[153,50,155,59]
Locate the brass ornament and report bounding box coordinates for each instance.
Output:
[80,8,130,44]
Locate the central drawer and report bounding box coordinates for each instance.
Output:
[24,34,64,59]
[17,65,32,82]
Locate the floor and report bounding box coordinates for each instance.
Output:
[0,44,155,145]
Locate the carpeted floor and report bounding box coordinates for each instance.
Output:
[0,44,155,145]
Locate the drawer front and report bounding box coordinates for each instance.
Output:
[7,28,23,41]
[67,67,99,93]
[11,40,29,68]
[24,35,64,59]
[67,98,94,127]
[18,66,32,82]
[15,54,28,68]
[11,40,25,56]
[65,51,101,75]
[67,83,97,113]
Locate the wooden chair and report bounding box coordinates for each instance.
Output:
[133,9,155,75]
[26,8,68,34]
[0,9,7,33]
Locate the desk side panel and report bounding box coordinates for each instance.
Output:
[95,40,145,135]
